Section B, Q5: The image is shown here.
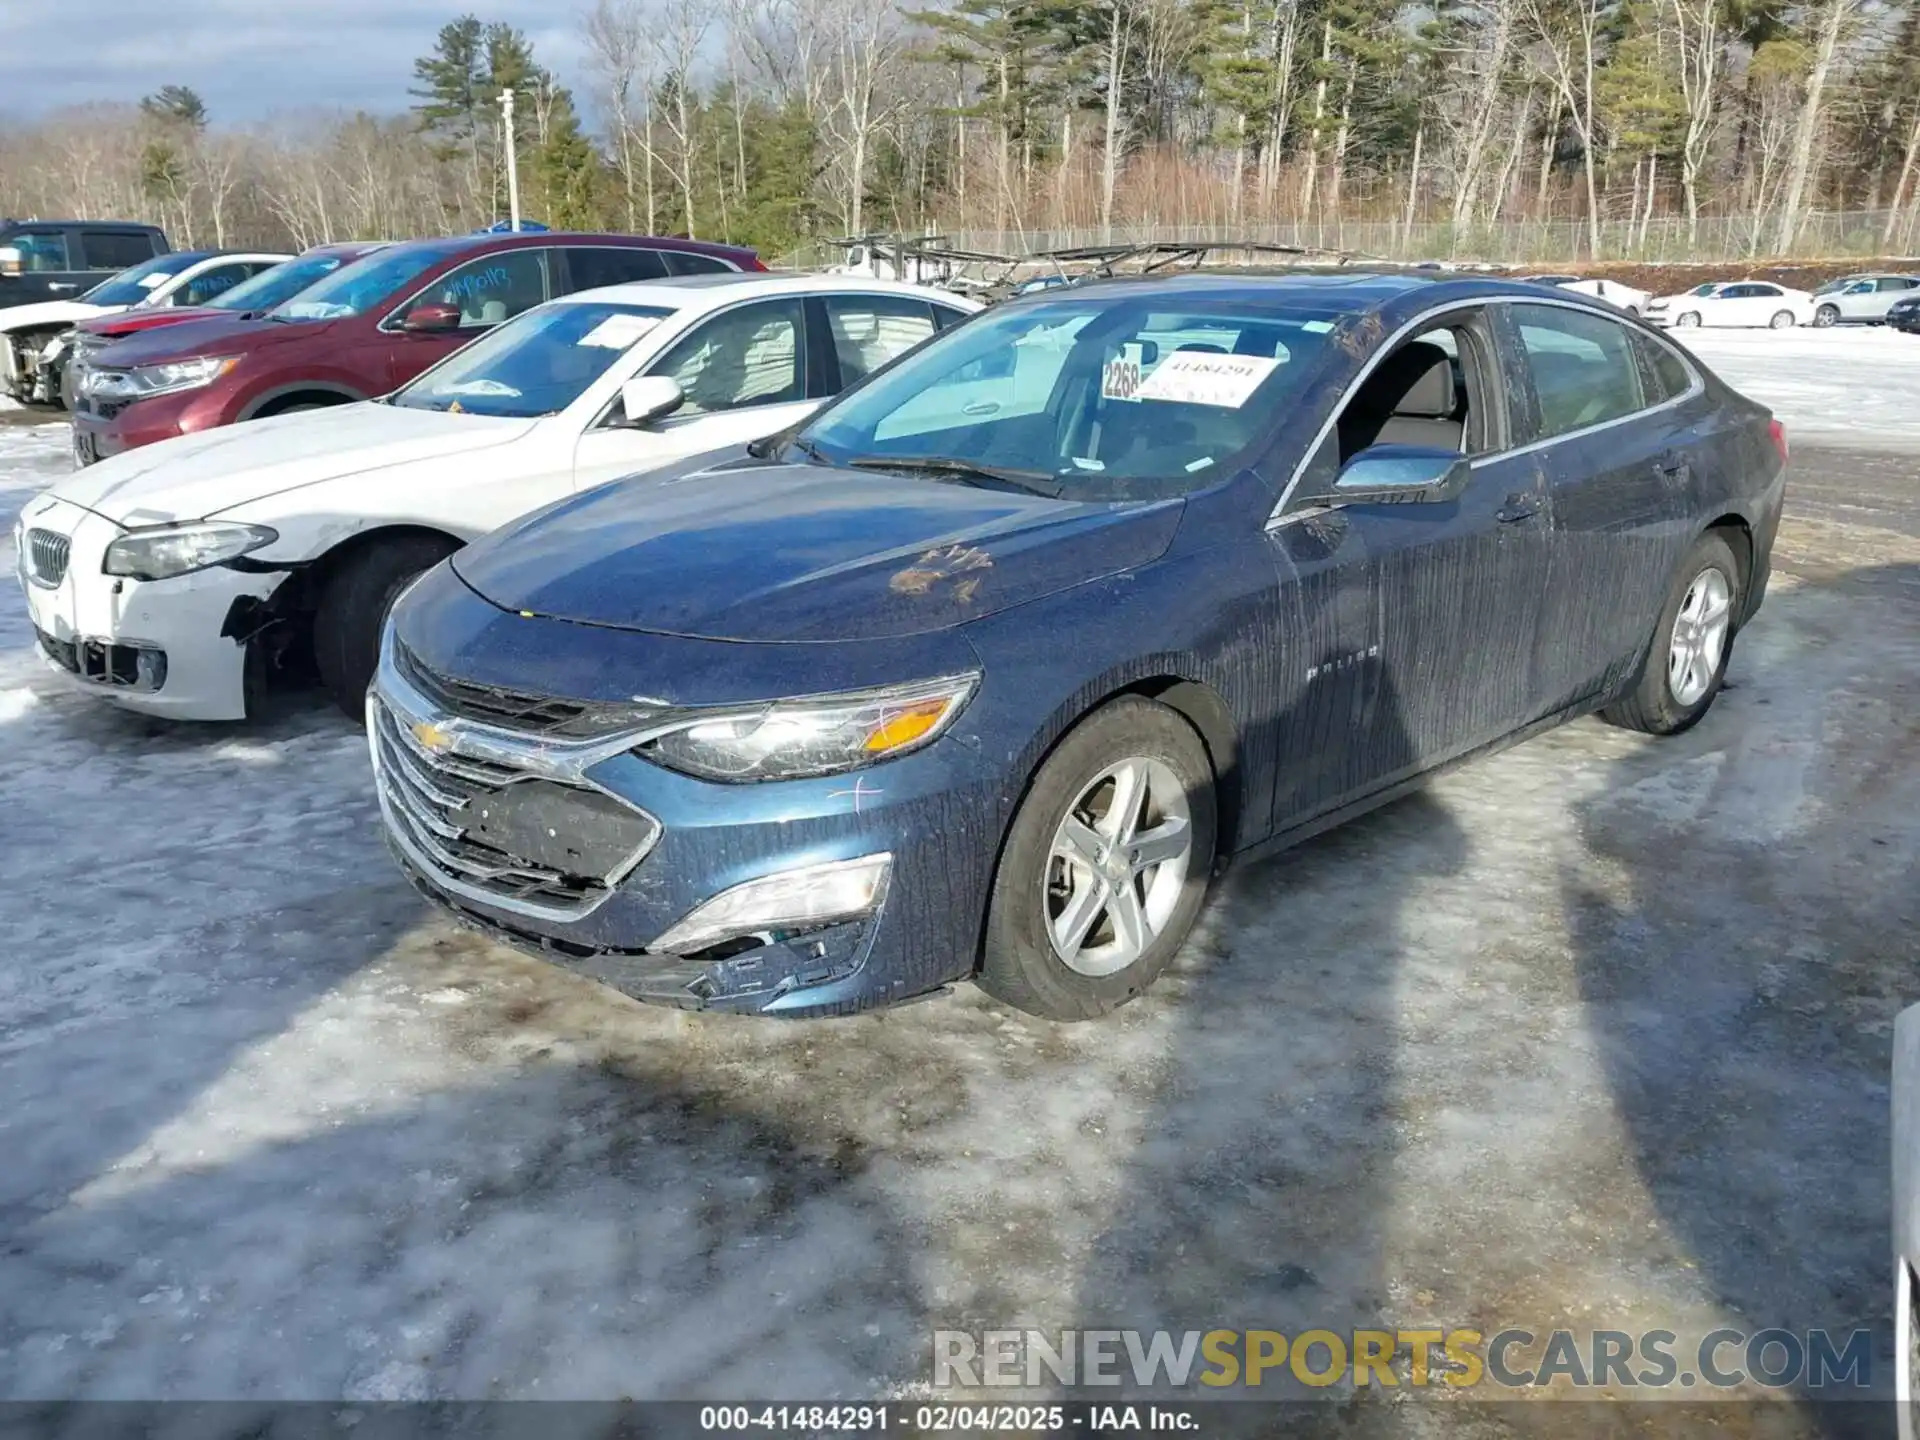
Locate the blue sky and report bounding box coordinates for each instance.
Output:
[0,2,592,122]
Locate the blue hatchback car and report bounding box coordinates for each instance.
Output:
[372,273,1787,1019]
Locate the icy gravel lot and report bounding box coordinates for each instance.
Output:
[1,328,1917,1429]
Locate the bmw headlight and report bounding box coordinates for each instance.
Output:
[639,673,978,782]
[103,521,279,581]
[88,354,239,402]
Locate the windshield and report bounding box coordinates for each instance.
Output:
[1689,284,1721,297]
[391,300,676,417]
[796,293,1342,498]
[270,241,464,320]
[82,253,204,307]
[206,252,353,313]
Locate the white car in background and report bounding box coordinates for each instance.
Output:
[1898,1002,1918,1439]
[1645,280,1815,330]
[15,274,977,721]
[1519,274,1652,315]
[0,249,291,404]
[1810,272,1920,327]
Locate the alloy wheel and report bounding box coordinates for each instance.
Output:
[1044,756,1193,977]
[1770,310,1796,329]
[1815,305,1839,327]
[1678,312,1701,327]
[1667,565,1733,706]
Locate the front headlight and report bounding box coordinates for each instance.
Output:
[639,673,978,782]
[88,354,239,402]
[103,521,279,582]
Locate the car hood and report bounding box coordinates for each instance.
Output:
[0,299,117,333]
[81,306,224,338]
[452,455,1186,643]
[90,313,329,367]
[50,402,535,526]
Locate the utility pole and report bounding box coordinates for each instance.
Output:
[499,88,522,232]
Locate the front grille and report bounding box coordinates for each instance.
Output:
[392,640,661,738]
[25,529,69,587]
[33,625,166,689]
[371,698,659,916]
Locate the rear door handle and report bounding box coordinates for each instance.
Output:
[1496,493,1542,524]
[1656,452,1689,479]
[46,283,76,292]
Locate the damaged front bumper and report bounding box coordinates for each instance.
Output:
[369,595,1007,1018]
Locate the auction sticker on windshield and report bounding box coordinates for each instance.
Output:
[579,314,663,349]
[1135,351,1282,408]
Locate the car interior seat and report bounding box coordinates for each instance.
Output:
[1338,339,1465,457]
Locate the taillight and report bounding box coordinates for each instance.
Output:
[1767,418,1788,463]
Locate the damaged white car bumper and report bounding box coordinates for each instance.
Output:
[14,492,278,721]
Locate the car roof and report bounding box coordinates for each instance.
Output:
[554,273,977,312]
[369,231,760,265]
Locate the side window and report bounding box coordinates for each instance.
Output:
[401,248,551,329]
[79,231,158,269]
[1513,303,1646,440]
[1751,284,1782,298]
[566,246,668,291]
[1879,277,1914,292]
[1334,319,1478,463]
[825,295,938,386]
[175,262,257,307]
[932,304,969,331]
[10,231,70,271]
[663,251,730,276]
[650,298,804,415]
[1634,332,1695,404]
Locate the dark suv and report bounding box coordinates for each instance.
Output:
[70,231,763,463]
[0,220,169,309]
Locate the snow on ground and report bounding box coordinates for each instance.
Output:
[1674,325,1920,447]
[0,379,1916,1418]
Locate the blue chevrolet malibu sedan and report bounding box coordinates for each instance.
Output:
[372,273,1787,1019]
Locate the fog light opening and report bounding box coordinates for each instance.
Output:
[649,854,892,956]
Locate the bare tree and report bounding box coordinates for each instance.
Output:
[1523,0,1611,257]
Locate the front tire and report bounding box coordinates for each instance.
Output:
[313,536,459,723]
[1677,311,1702,328]
[1601,531,1742,736]
[1814,304,1840,328]
[977,696,1217,1020]
[1769,309,1797,329]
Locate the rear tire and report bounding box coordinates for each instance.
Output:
[1601,531,1742,736]
[977,697,1216,1020]
[1814,304,1840,328]
[313,536,459,723]
[1769,309,1797,329]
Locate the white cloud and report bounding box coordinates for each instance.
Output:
[0,1,589,122]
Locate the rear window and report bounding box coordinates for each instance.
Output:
[663,251,731,276]
[80,231,160,270]
[567,247,669,289]
[1635,333,1695,404]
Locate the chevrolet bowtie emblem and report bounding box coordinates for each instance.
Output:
[412,720,453,752]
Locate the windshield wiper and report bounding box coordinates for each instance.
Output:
[844,454,1063,497]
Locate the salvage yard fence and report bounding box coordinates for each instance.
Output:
[927,209,1920,265]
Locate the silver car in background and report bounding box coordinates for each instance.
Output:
[1811,273,1920,327]
[1898,1002,1918,1438]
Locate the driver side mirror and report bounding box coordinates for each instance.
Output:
[0,247,22,278]
[615,375,685,428]
[400,303,462,334]
[1325,444,1471,505]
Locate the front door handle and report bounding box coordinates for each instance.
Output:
[1496,493,1542,524]
[46,283,76,292]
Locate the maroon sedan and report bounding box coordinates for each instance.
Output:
[69,231,763,464]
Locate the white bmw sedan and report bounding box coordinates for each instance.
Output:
[15,273,977,720]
